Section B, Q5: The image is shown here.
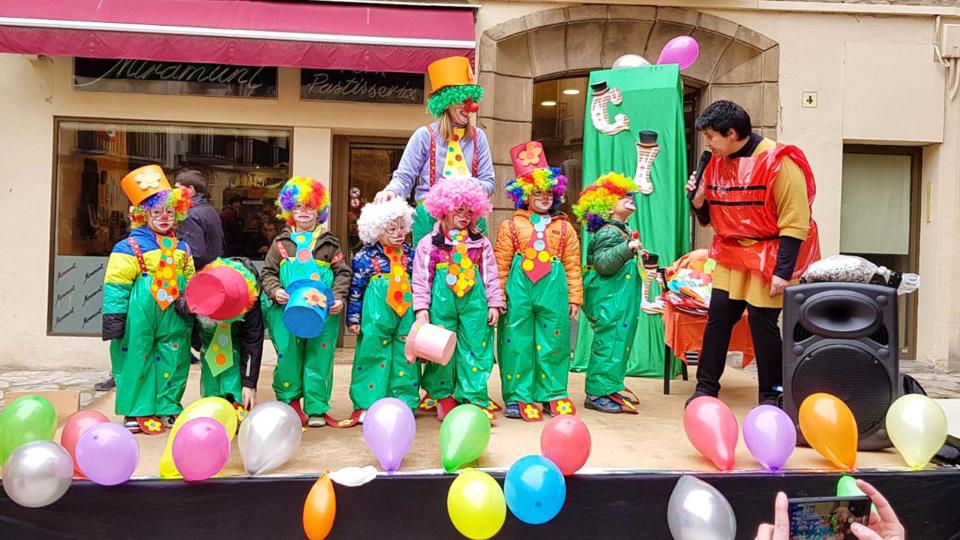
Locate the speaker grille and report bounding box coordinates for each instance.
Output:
[793,323,888,346]
[791,344,892,434]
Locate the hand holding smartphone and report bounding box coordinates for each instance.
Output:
[788,496,871,540]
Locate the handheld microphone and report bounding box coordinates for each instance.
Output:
[688,150,712,201]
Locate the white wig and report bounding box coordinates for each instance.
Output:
[357,197,415,245]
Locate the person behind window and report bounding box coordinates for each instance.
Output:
[174,170,224,271]
[221,195,245,256]
[254,220,279,258]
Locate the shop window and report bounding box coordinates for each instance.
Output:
[51,119,291,335]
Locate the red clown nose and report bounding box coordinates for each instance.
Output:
[463,98,480,113]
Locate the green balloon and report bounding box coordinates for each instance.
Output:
[440,405,491,473]
[0,395,57,467]
[837,474,876,512]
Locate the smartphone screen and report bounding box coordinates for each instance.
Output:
[788,496,871,540]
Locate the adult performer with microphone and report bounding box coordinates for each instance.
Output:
[686,100,820,407]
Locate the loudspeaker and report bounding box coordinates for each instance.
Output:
[783,283,899,450]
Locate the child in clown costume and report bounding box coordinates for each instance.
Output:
[194,257,264,414]
[345,198,418,423]
[494,141,582,422]
[261,177,351,428]
[412,177,503,421]
[573,173,646,414]
[374,56,495,244]
[102,165,195,434]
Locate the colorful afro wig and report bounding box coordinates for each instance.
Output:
[130,187,191,229]
[423,177,493,221]
[276,176,330,226]
[573,173,638,233]
[505,167,568,211]
[357,198,415,245]
[428,85,484,117]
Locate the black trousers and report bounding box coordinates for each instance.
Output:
[695,288,783,402]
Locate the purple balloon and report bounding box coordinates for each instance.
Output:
[172,418,231,481]
[743,405,796,472]
[657,36,700,70]
[363,398,416,472]
[75,423,140,486]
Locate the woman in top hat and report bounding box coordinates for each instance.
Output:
[373,56,495,244]
[102,165,195,434]
[494,141,582,421]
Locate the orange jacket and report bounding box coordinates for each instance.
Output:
[494,210,583,305]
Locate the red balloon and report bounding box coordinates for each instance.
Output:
[683,396,739,471]
[60,410,111,477]
[540,415,591,476]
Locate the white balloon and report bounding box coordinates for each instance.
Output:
[329,466,378,487]
[667,476,737,540]
[613,54,651,69]
[2,441,73,508]
[238,401,303,476]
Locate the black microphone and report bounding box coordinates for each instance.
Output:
[688,150,712,201]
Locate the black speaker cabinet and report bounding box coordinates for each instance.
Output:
[783,283,899,450]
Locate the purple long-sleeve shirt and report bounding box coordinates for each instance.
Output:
[385,122,496,202]
[412,224,504,312]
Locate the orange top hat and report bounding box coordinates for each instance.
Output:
[427,56,476,95]
[121,165,172,206]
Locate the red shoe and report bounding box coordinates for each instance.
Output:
[485,400,503,413]
[418,394,438,414]
[518,402,543,422]
[436,397,458,421]
[233,402,248,424]
[288,400,308,427]
[544,398,577,416]
[137,416,166,435]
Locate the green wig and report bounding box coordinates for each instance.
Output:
[427,84,484,117]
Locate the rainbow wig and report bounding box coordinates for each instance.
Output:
[428,85,483,117]
[130,187,191,229]
[423,177,492,220]
[276,176,330,226]
[505,167,568,211]
[357,198,415,245]
[573,173,638,233]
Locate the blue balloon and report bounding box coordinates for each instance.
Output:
[504,455,566,525]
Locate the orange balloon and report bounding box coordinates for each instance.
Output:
[303,473,336,540]
[798,393,858,470]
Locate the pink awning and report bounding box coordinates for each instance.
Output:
[0,0,476,73]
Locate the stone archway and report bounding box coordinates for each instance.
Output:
[477,6,780,233]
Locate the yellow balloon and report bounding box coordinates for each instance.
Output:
[159,397,238,479]
[447,469,506,540]
[885,394,947,470]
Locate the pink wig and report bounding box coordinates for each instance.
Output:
[423,177,492,220]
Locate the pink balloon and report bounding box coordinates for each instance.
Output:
[743,405,796,472]
[657,36,700,70]
[683,396,738,471]
[172,418,231,481]
[76,423,140,486]
[540,415,591,476]
[60,410,111,477]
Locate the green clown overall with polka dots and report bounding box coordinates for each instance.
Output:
[349,273,419,410]
[422,263,494,406]
[582,224,641,397]
[265,231,341,416]
[497,254,570,405]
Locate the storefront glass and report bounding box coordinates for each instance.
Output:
[51,119,291,334]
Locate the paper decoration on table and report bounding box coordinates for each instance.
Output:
[634,130,661,195]
[590,81,630,135]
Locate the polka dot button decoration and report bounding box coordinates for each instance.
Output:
[446,229,476,297]
[151,235,180,310]
[521,214,553,283]
[384,245,412,316]
[443,128,469,178]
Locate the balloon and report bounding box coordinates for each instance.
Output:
[439,405,491,473]
[447,469,506,540]
[612,54,651,69]
[0,395,57,466]
[657,36,700,71]
[837,474,877,513]
[238,401,303,475]
[159,397,238,478]
[172,418,231,481]
[683,396,738,471]
[667,476,737,540]
[1,441,72,508]
[886,394,948,470]
[540,415,591,476]
[59,410,111,477]
[742,405,796,472]
[303,473,336,540]
[76,423,140,486]
[504,455,566,525]
[363,397,416,472]
[798,393,858,470]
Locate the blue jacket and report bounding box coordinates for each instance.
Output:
[347,243,414,326]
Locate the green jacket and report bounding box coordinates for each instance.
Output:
[261,228,352,304]
[587,221,635,277]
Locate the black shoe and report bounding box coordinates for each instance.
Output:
[759,393,784,409]
[95,377,116,391]
[684,390,717,409]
